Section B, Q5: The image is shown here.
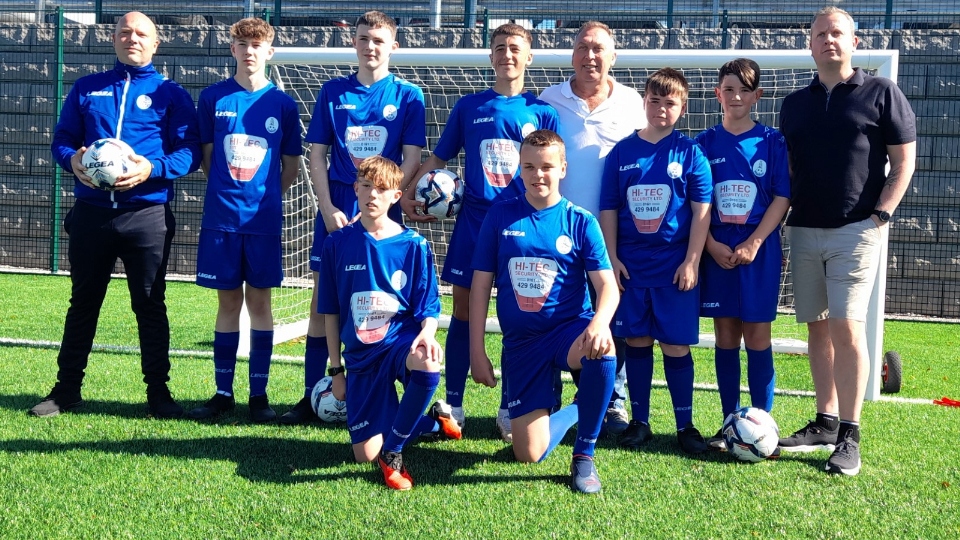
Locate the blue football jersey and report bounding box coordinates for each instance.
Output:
[316,223,441,373]
[599,130,713,288]
[305,73,426,184]
[433,89,559,216]
[695,123,790,229]
[472,196,610,348]
[198,78,302,235]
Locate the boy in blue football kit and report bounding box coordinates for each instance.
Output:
[282,11,428,425]
[414,24,559,440]
[694,58,790,449]
[318,156,461,491]
[599,68,713,454]
[470,130,618,494]
[190,18,302,422]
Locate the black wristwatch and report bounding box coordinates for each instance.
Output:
[328,366,346,376]
[872,209,891,223]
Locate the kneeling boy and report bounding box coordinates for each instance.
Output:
[469,130,618,494]
[317,156,460,491]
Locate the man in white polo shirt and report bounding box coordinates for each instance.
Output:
[540,21,646,438]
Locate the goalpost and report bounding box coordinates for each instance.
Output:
[268,47,899,401]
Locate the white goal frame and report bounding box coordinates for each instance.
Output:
[268,47,898,401]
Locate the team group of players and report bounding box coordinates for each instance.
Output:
[37,9,865,493]
[179,12,798,493]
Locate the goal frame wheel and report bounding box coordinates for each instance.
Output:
[881,350,903,394]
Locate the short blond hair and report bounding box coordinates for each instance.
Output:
[490,23,532,47]
[357,156,403,191]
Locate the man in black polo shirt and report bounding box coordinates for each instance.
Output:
[777,6,916,476]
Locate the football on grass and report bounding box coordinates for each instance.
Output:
[81,138,135,190]
[722,407,780,462]
[415,168,464,219]
[310,376,347,423]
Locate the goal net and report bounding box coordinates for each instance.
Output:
[269,48,899,395]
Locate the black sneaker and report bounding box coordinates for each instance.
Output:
[570,455,602,494]
[29,387,83,417]
[825,434,861,476]
[707,428,727,451]
[249,395,277,423]
[677,423,708,454]
[779,420,838,453]
[279,396,317,425]
[619,420,653,450]
[146,384,184,419]
[187,393,235,419]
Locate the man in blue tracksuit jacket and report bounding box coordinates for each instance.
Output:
[31,11,201,419]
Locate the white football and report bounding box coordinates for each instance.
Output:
[415,168,464,219]
[310,376,347,423]
[81,138,135,190]
[722,407,780,462]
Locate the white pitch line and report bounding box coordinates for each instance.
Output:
[2,337,935,405]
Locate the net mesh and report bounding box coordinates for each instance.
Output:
[271,60,819,341]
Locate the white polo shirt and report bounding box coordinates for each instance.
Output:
[540,76,646,217]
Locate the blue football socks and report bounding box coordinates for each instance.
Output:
[444,317,470,408]
[248,329,273,397]
[303,335,328,398]
[624,345,655,424]
[383,370,440,453]
[213,331,239,397]
[715,346,742,417]
[747,346,776,412]
[538,403,579,463]
[572,355,616,457]
[663,351,695,430]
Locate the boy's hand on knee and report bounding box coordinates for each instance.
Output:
[577,323,614,359]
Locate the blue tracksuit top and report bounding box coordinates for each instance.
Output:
[52,60,201,208]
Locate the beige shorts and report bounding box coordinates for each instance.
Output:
[786,218,883,323]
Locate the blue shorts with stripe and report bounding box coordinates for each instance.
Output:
[441,205,484,288]
[196,229,282,290]
[309,181,403,272]
[614,285,700,346]
[700,225,782,322]
[503,317,589,419]
[344,344,411,445]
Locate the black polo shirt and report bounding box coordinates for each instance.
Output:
[780,68,916,228]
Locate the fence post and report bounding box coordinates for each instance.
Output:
[50,6,64,273]
[667,0,674,29]
[721,9,728,48]
[885,0,894,29]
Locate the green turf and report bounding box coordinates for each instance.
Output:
[1,272,959,538]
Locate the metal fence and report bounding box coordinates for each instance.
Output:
[1,0,958,29]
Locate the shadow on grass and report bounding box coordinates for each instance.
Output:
[0,393,561,489]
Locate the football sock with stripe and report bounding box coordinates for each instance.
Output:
[572,355,616,458]
[663,351,695,430]
[538,403,579,463]
[384,370,440,453]
[838,420,861,443]
[248,329,273,397]
[303,335,328,398]
[746,346,775,412]
[444,317,469,408]
[714,346,742,416]
[624,345,655,424]
[213,331,239,397]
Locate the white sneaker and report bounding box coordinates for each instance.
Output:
[496,408,513,443]
[451,406,465,429]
